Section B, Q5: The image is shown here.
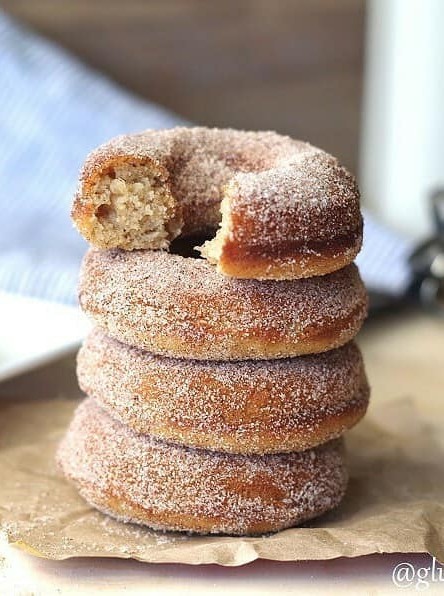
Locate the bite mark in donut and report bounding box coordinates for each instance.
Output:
[83,159,181,251]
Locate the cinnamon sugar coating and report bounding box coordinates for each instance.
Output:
[57,398,348,535]
[72,127,362,280]
[78,249,368,360]
[78,329,369,454]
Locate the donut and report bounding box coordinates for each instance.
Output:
[78,329,369,454]
[71,127,363,280]
[79,248,368,360]
[57,398,348,535]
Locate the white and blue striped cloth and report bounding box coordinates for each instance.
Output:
[0,11,413,304]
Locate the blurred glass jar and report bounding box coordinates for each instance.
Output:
[360,0,444,241]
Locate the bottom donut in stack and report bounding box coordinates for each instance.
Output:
[57,330,369,535]
[58,398,348,535]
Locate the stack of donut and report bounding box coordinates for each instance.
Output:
[58,127,369,535]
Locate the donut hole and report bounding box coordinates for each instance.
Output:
[169,234,213,259]
[91,163,182,250]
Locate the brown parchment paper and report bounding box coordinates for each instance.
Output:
[0,395,443,567]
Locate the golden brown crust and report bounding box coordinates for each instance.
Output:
[57,398,348,535]
[217,232,363,280]
[78,329,369,454]
[71,127,362,280]
[78,249,368,360]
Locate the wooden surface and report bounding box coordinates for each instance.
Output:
[359,309,444,419]
[2,0,365,171]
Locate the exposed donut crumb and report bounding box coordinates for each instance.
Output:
[87,163,181,250]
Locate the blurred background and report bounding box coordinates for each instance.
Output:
[1,0,443,379]
[4,0,365,172]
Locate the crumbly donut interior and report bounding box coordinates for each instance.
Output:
[91,163,182,250]
[198,195,231,264]
[90,161,233,261]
